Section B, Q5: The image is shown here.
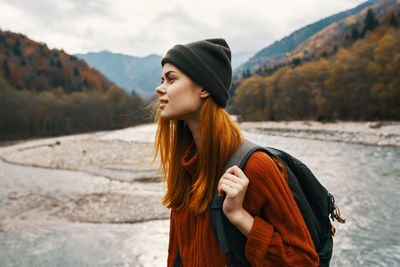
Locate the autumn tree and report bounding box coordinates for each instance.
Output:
[232,75,268,121]
[231,27,400,121]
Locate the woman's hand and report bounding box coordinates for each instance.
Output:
[218,165,249,216]
[217,165,254,237]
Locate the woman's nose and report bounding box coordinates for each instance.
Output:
[156,85,166,95]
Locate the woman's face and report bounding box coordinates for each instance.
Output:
[156,63,209,121]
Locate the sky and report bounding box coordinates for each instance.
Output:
[0,0,366,58]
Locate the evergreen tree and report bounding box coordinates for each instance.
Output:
[74,67,80,77]
[3,59,10,78]
[13,39,21,56]
[364,9,379,34]
[332,44,338,53]
[390,13,398,27]
[292,57,301,66]
[242,68,251,78]
[351,27,360,40]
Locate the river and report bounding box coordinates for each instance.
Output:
[0,131,399,266]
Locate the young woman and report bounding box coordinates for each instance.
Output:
[154,38,319,266]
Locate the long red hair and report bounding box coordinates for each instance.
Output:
[154,97,243,214]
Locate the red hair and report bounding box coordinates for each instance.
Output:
[154,97,243,214]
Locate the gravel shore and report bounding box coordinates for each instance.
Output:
[2,121,399,173]
[240,121,400,147]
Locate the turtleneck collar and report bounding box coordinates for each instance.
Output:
[181,142,199,180]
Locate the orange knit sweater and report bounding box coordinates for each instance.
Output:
[166,145,320,267]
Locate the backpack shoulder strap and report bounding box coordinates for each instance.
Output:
[222,139,262,172]
[210,139,266,266]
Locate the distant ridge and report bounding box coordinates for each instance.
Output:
[0,28,115,94]
[75,50,255,97]
[235,0,383,75]
[75,51,162,96]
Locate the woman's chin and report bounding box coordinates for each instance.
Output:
[160,111,175,120]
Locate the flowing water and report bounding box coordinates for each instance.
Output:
[0,132,399,267]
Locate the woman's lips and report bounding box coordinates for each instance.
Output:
[159,99,168,108]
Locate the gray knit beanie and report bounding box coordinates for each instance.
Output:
[161,38,232,108]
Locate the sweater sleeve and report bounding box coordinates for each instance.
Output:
[167,209,179,267]
[242,151,319,267]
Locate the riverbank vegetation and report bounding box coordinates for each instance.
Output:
[231,26,400,121]
[0,83,149,140]
[0,29,150,141]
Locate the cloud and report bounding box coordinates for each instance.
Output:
[5,0,112,28]
[0,0,367,57]
[0,0,117,52]
[148,8,219,44]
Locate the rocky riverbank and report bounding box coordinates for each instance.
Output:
[240,121,400,147]
[2,121,399,174]
[0,124,166,230]
[0,121,399,230]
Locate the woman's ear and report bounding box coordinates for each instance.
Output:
[200,89,210,99]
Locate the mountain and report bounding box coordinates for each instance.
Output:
[75,50,255,97]
[230,0,400,121]
[232,51,255,69]
[285,0,400,62]
[0,29,149,140]
[235,0,384,75]
[0,29,116,94]
[75,51,162,96]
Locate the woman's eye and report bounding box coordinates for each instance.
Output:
[161,76,176,84]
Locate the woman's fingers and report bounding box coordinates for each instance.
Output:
[217,166,249,197]
[218,183,239,198]
[219,177,241,191]
[218,175,240,197]
[220,173,245,186]
[226,165,249,183]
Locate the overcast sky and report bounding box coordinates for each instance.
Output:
[0,0,366,57]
